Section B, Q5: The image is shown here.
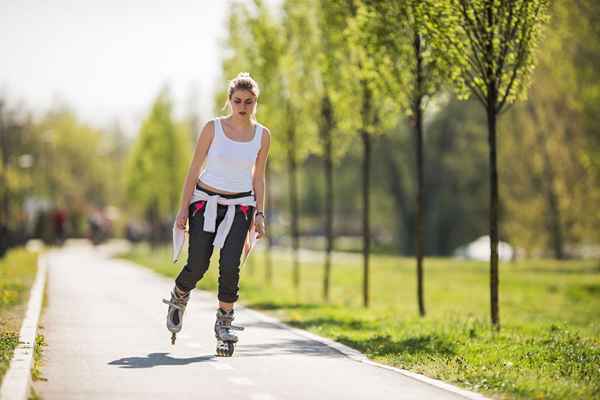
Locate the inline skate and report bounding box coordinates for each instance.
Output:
[214,308,245,356]
[162,285,190,344]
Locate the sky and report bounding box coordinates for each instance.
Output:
[0,0,258,137]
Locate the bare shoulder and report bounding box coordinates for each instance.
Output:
[197,119,216,143]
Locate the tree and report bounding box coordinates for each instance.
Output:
[317,0,358,302]
[281,0,323,289]
[428,0,551,329]
[219,0,288,286]
[358,0,451,316]
[0,98,32,252]
[220,0,323,289]
[125,88,190,246]
[327,0,396,307]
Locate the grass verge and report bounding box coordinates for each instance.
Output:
[0,248,40,383]
[121,243,600,400]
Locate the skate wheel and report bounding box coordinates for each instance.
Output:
[226,342,234,357]
[216,341,234,357]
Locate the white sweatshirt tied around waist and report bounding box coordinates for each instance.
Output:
[172,187,256,263]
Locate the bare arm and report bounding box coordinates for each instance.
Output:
[252,127,271,222]
[178,121,214,211]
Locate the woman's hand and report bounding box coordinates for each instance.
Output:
[254,214,266,239]
[175,207,189,230]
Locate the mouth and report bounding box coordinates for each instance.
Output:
[239,111,247,115]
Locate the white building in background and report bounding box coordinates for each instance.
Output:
[454,235,514,262]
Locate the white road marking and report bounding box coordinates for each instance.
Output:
[213,362,234,370]
[250,394,277,400]
[229,377,255,385]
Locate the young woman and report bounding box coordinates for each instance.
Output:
[163,72,270,356]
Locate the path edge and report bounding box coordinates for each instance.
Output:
[239,304,490,400]
[0,252,48,400]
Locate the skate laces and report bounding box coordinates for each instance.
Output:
[171,287,190,307]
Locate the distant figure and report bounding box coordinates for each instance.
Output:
[88,208,109,245]
[0,223,9,257]
[52,208,67,245]
[162,72,270,356]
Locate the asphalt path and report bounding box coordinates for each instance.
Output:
[33,242,480,400]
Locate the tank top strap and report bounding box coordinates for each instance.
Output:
[253,122,263,146]
[213,117,224,140]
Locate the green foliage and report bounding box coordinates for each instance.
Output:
[356,0,450,112]
[499,0,600,253]
[280,0,322,158]
[321,0,388,136]
[33,109,117,211]
[125,88,191,220]
[213,0,598,259]
[426,0,551,109]
[218,1,288,169]
[0,101,33,230]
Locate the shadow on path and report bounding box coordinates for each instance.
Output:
[235,338,346,358]
[108,352,215,368]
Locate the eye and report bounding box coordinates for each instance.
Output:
[234,99,241,104]
[245,99,254,105]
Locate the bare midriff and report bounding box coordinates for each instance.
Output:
[196,179,247,195]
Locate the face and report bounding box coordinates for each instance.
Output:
[230,89,257,118]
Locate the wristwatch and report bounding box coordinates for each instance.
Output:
[255,211,265,218]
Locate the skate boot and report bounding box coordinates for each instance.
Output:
[162,285,190,344]
[214,308,245,357]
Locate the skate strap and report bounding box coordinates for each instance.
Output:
[162,298,186,311]
[229,325,245,331]
[216,320,244,331]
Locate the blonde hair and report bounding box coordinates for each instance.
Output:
[222,72,260,118]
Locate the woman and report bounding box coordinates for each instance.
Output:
[163,72,270,356]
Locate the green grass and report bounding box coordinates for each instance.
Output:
[0,248,39,382]
[122,244,600,399]
[31,333,47,382]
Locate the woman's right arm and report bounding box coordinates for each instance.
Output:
[177,121,214,212]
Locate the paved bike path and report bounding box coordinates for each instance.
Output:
[33,243,483,400]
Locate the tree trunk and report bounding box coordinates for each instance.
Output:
[381,137,412,253]
[413,32,426,317]
[487,99,500,330]
[360,78,372,309]
[486,0,500,330]
[321,95,334,302]
[265,163,273,285]
[541,139,564,259]
[0,105,9,228]
[528,103,565,259]
[287,123,300,289]
[361,130,371,308]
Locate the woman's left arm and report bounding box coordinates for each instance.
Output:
[252,127,271,238]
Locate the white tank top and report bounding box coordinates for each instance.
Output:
[198,117,263,193]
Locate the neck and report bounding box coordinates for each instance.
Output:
[229,113,253,127]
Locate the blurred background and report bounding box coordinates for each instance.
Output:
[0,0,598,261]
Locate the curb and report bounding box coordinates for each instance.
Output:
[239,304,490,400]
[0,253,48,400]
